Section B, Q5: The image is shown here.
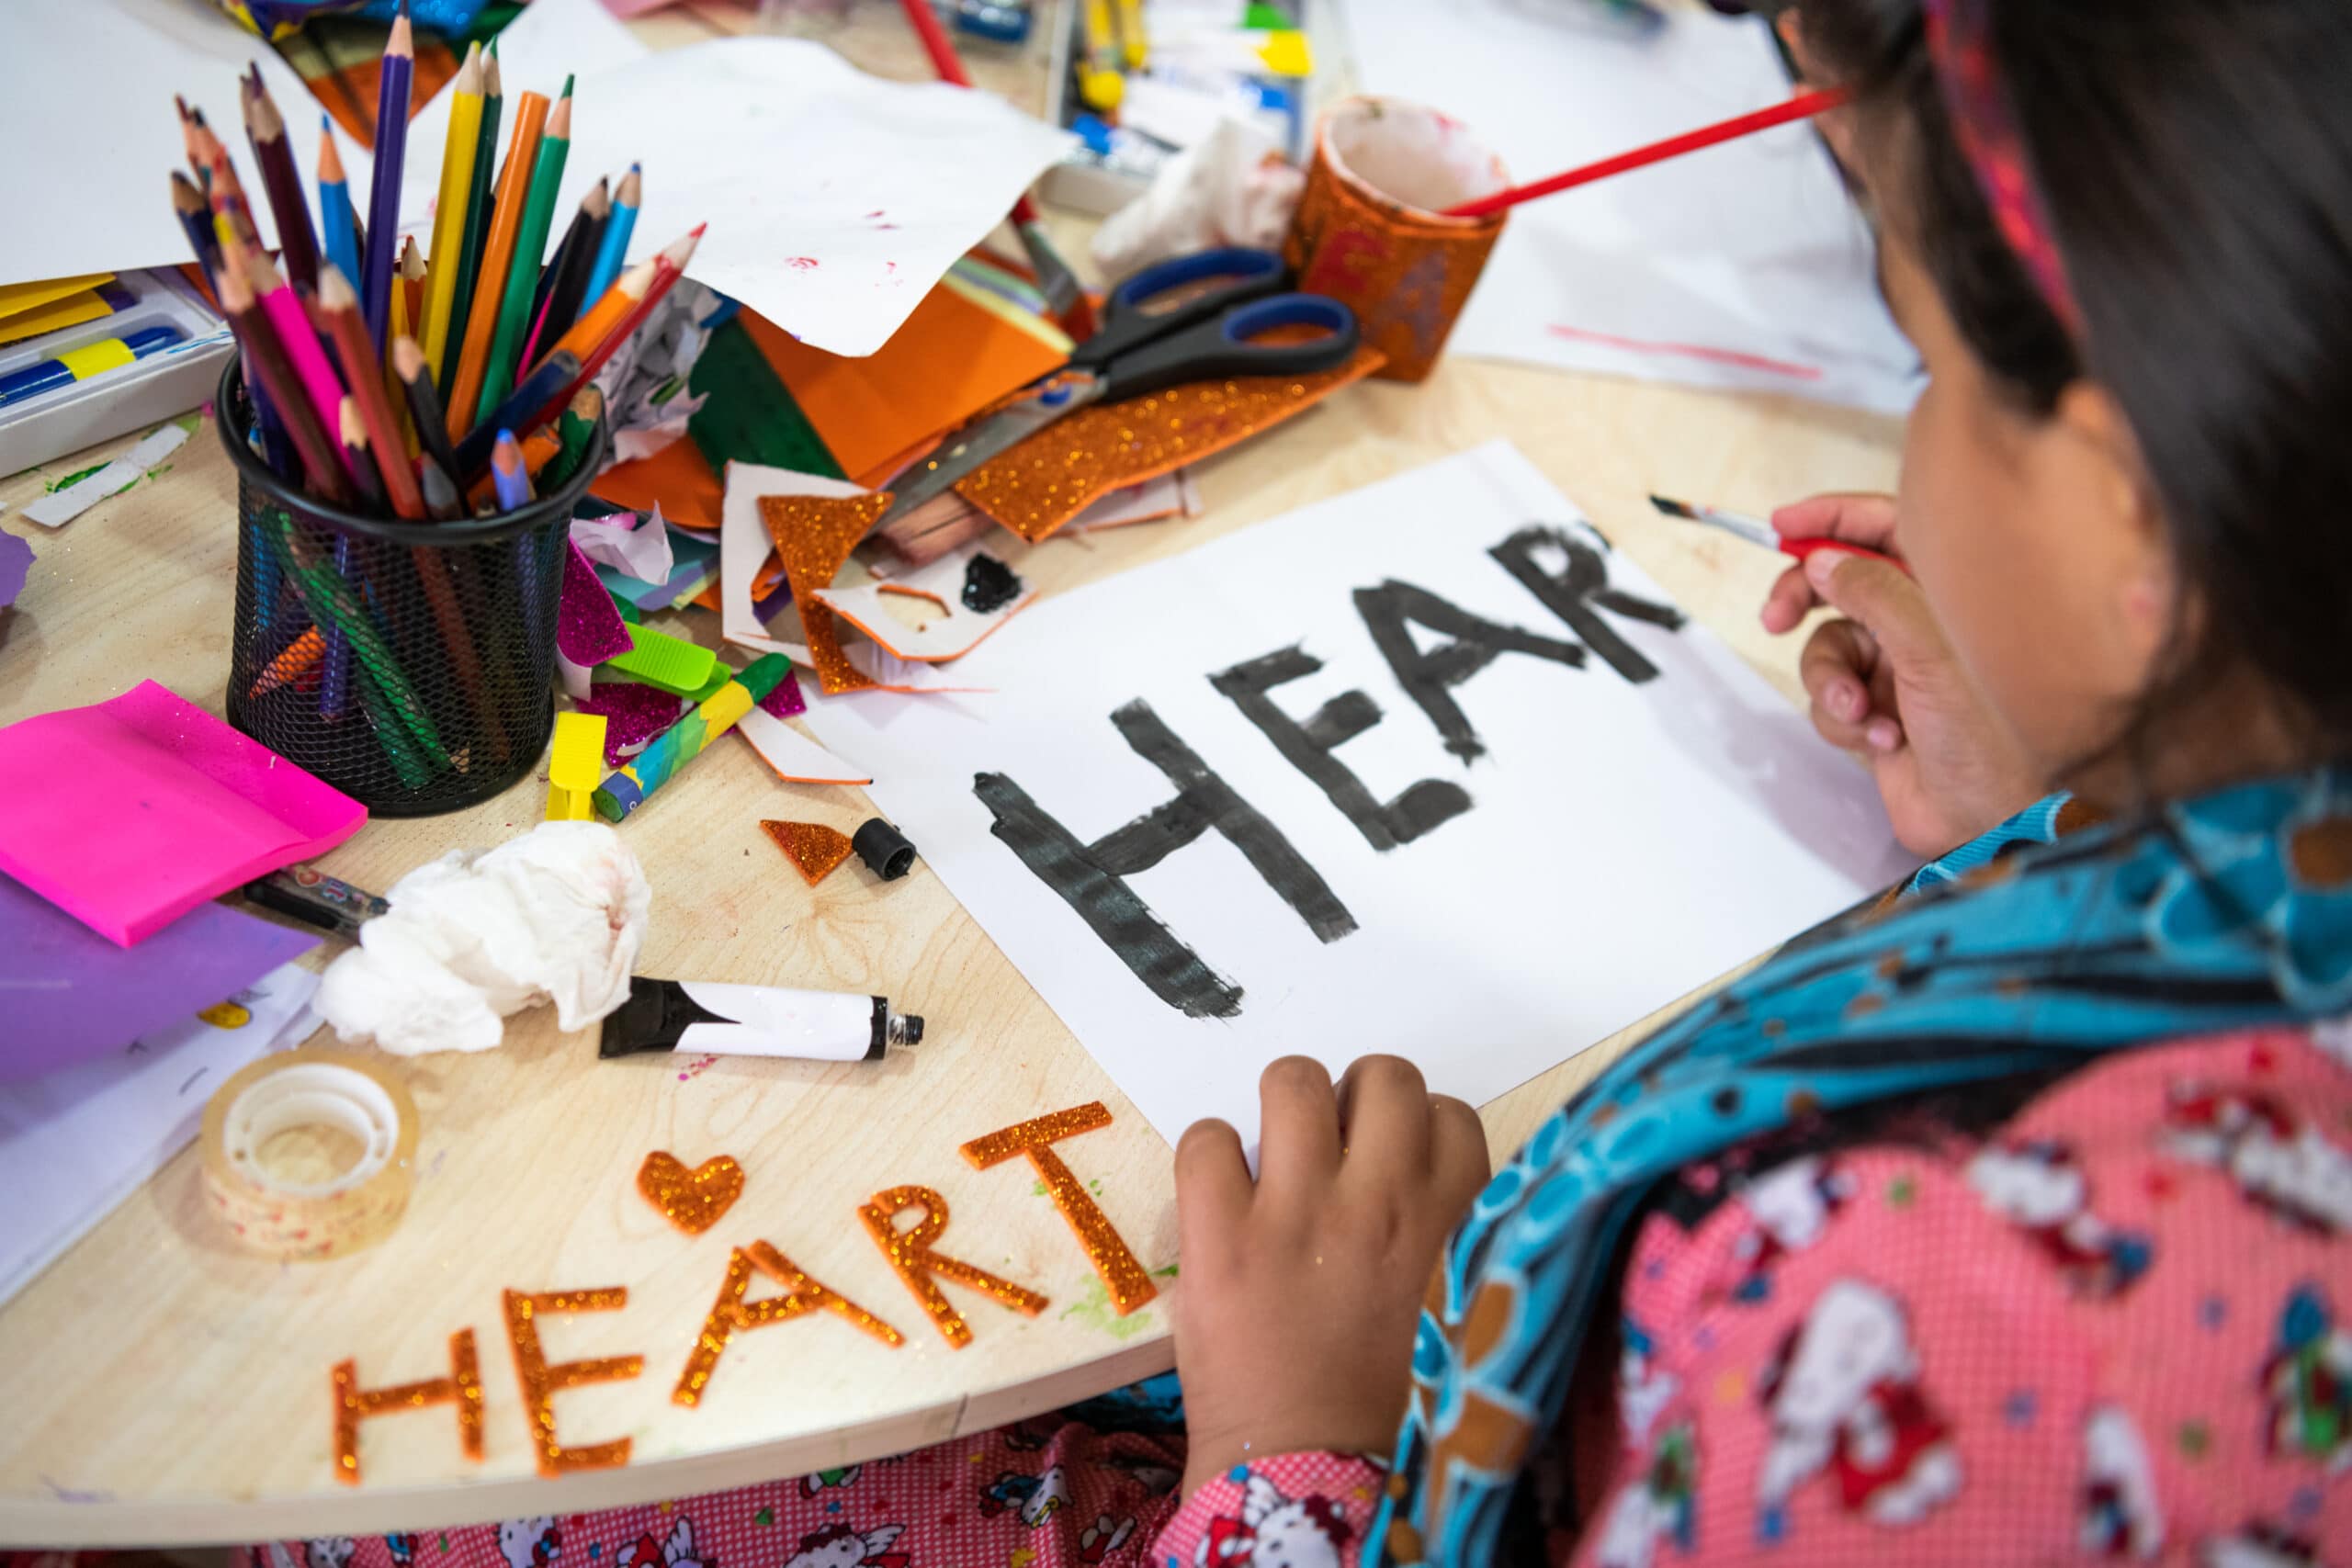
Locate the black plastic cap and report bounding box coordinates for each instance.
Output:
[853,817,918,880]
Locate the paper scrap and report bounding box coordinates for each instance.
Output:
[736,706,871,787]
[398,36,1077,357]
[22,423,190,529]
[0,962,321,1309]
[798,441,1915,1148]
[811,541,1036,662]
[1345,0,1919,413]
[0,873,319,1081]
[575,682,687,762]
[560,540,637,668]
[571,507,676,585]
[0,681,367,947]
[0,533,30,608]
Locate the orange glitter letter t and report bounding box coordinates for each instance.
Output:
[331,1329,485,1486]
[962,1101,1158,1316]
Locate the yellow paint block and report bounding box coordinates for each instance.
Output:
[546,711,608,821]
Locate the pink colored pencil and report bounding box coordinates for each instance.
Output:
[241,244,362,488]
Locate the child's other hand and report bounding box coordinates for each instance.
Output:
[1760,492,2042,857]
[1171,1055,1489,1497]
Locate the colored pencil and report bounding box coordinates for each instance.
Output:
[176,95,206,176]
[242,69,320,293]
[339,397,390,511]
[582,162,639,309]
[527,224,701,431]
[443,46,503,401]
[451,351,579,481]
[216,244,346,503]
[360,2,416,350]
[477,79,573,422]
[522,178,606,368]
[447,86,550,436]
[538,254,650,373]
[419,453,463,521]
[420,41,484,384]
[491,429,534,510]
[248,626,324,698]
[318,118,362,302]
[240,243,360,492]
[319,266,425,521]
[1441,87,1851,220]
[206,140,259,248]
[391,335,463,488]
[170,172,221,283]
[398,235,426,343]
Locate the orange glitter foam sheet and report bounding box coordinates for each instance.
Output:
[755,491,993,695]
[953,343,1388,543]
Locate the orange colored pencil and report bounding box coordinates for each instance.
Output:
[445,88,549,439]
[248,626,324,697]
[535,254,650,373]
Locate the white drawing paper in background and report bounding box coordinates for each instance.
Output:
[1344,0,1921,414]
[801,443,1916,1148]
[399,37,1075,358]
[0,0,346,283]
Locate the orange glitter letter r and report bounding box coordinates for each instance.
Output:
[503,1287,644,1476]
[962,1101,1158,1316]
[331,1329,485,1486]
[858,1185,1048,1348]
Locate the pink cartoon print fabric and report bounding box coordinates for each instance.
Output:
[1572,1024,2352,1567]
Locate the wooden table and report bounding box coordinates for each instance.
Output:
[0,6,1902,1548]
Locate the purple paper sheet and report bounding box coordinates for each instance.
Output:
[0,872,319,1079]
[0,532,29,608]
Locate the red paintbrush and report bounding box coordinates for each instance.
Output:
[1442,86,1851,220]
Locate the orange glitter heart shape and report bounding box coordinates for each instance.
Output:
[637,1152,746,1235]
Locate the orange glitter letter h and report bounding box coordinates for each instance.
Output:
[331,1329,485,1486]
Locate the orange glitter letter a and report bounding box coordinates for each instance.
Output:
[859,1185,1048,1348]
[962,1101,1158,1316]
[331,1329,485,1486]
[673,1243,903,1406]
[503,1287,644,1476]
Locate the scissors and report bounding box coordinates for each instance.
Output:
[872,247,1360,528]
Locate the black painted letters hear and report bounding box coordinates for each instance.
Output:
[1211,645,1472,852]
[1352,581,1585,764]
[1490,523,1687,683]
[974,699,1357,1020]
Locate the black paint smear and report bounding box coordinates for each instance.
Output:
[1212,644,1472,852]
[974,698,1358,1018]
[1489,524,1686,684]
[1352,581,1585,763]
[962,552,1024,614]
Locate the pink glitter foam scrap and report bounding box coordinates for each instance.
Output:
[756,666,807,719]
[573,681,686,762]
[558,540,634,667]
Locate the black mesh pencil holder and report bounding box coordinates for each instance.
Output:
[220,361,606,817]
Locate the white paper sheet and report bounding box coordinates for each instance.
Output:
[0,963,322,1308]
[1344,1,1920,414]
[0,0,345,283]
[399,37,1074,358]
[799,444,1915,1147]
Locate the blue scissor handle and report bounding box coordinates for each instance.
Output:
[1067,247,1291,373]
[1093,293,1360,403]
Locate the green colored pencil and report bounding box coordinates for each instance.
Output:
[441,43,503,403]
[475,75,572,422]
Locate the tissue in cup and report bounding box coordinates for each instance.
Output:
[1283,96,1509,383]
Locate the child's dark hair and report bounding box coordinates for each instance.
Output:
[1803,0,2352,759]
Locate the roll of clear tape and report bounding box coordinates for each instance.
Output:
[200,1052,418,1259]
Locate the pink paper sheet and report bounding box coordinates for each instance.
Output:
[0,682,366,946]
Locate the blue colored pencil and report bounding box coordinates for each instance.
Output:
[582,163,639,313]
[359,2,415,350]
[490,428,534,511]
[318,118,361,299]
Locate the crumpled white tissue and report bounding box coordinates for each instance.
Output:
[1092,118,1306,280]
[319,821,650,1055]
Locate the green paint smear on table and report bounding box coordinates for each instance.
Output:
[1058,1278,1159,1341]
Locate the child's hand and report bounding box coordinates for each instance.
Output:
[1171,1055,1489,1497]
[1760,492,2043,856]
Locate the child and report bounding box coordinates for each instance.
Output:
[245,0,2352,1563]
[1156,0,2352,1562]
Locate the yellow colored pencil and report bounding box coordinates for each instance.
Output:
[421,42,483,383]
